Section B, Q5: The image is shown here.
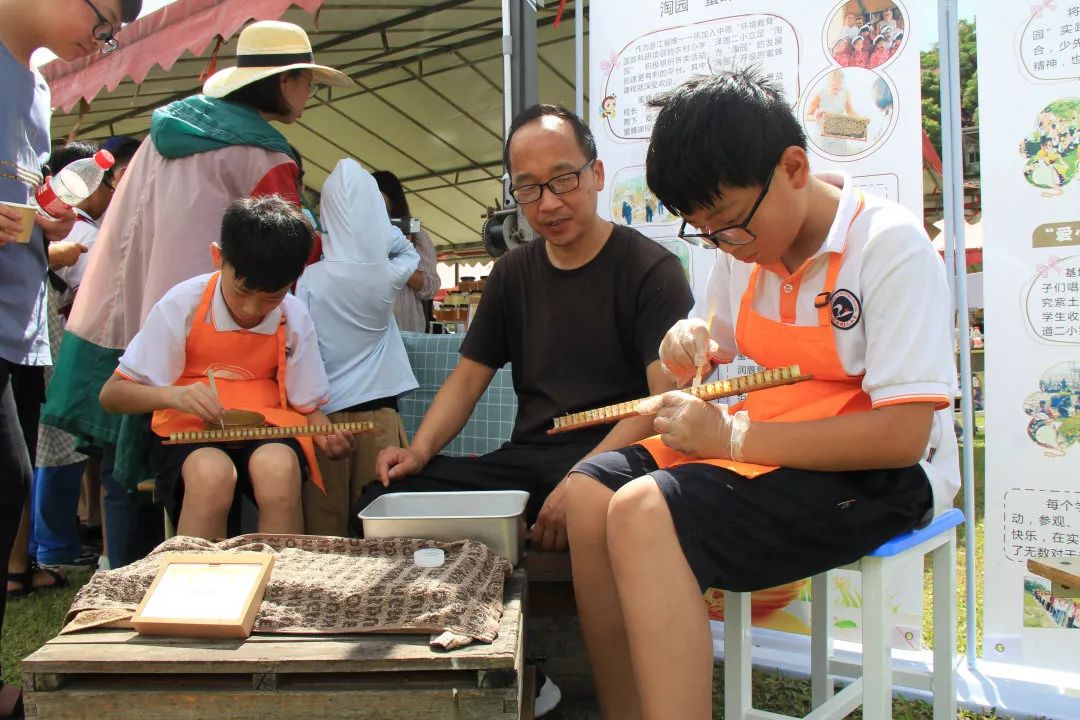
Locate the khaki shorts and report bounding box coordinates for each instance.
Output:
[302,407,407,536]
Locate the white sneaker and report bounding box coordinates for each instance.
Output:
[534,674,562,717]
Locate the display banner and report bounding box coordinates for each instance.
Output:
[977,0,1080,670]
[589,0,925,648]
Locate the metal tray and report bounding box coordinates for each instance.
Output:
[358,490,529,565]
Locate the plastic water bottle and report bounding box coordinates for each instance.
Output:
[34,149,115,218]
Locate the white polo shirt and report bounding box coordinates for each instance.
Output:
[698,172,960,520]
[116,273,329,414]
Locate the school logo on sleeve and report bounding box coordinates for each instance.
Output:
[829,289,861,330]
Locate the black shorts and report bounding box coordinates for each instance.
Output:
[573,445,932,593]
[151,437,307,525]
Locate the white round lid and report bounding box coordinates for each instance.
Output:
[414,548,446,568]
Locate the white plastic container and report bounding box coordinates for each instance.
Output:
[359,491,529,565]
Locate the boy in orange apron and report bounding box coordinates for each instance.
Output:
[563,70,961,719]
[99,196,354,540]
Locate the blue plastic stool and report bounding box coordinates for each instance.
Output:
[724,508,965,720]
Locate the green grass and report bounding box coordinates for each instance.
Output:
[3,568,91,686]
[2,415,1019,718]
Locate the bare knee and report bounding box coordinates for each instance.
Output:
[566,472,614,521]
[249,444,301,508]
[606,477,669,551]
[182,448,237,513]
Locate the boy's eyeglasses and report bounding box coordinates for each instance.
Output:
[677,162,777,248]
[83,0,120,54]
[510,159,596,205]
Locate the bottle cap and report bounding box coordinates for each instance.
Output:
[94,150,115,170]
[414,548,445,568]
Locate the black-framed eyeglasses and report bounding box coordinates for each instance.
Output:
[83,0,119,54]
[677,162,778,248]
[510,159,595,204]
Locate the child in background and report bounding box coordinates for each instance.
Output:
[100,195,355,539]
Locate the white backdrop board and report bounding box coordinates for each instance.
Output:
[589,0,925,648]
[977,1,1080,670]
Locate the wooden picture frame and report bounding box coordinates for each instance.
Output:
[131,552,274,639]
[821,112,870,141]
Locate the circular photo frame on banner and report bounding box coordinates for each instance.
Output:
[823,0,908,71]
[801,66,898,161]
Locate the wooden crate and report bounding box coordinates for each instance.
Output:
[22,572,529,720]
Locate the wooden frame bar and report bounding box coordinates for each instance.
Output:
[163,421,376,446]
[548,365,811,434]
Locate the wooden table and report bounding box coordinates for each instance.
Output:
[22,571,530,720]
[1028,558,1080,598]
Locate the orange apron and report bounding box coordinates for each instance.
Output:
[640,195,867,478]
[151,273,324,491]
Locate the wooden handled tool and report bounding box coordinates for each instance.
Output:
[163,421,376,446]
[548,365,811,435]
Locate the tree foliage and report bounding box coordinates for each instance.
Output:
[920,19,978,155]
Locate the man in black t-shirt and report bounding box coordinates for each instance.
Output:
[366,105,693,555]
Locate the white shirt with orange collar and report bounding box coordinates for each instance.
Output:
[116,273,329,414]
[698,171,960,521]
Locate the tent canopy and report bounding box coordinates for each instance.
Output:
[43,0,588,262]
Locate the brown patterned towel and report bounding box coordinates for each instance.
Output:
[61,534,512,650]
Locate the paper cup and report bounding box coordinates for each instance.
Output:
[0,201,35,244]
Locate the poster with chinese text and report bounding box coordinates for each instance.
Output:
[978,0,1080,670]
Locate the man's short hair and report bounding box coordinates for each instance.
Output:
[219,195,312,292]
[645,68,807,217]
[503,104,597,175]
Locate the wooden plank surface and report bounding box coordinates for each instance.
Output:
[1027,558,1080,588]
[23,572,524,677]
[24,687,518,720]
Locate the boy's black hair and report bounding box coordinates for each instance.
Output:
[645,68,807,217]
[224,69,305,116]
[101,135,141,184]
[44,141,98,176]
[372,170,411,220]
[102,135,140,164]
[121,0,142,22]
[219,195,312,292]
[503,104,597,175]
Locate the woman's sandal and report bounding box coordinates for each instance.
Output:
[6,563,67,598]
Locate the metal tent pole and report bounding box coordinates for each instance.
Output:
[937,0,978,670]
[575,0,583,117]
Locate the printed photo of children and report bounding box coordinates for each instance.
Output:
[1020,99,1080,197]
[826,2,906,69]
[1025,576,1080,629]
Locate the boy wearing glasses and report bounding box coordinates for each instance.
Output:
[0,0,140,714]
[563,69,960,718]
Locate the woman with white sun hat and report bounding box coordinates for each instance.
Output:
[41,20,353,567]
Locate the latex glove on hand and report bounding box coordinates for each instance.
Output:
[659,318,724,386]
[637,391,749,461]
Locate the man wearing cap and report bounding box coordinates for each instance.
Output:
[41,20,353,566]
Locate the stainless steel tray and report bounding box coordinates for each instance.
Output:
[358,490,529,565]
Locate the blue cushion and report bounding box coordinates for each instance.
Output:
[399,332,517,457]
[868,508,965,557]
